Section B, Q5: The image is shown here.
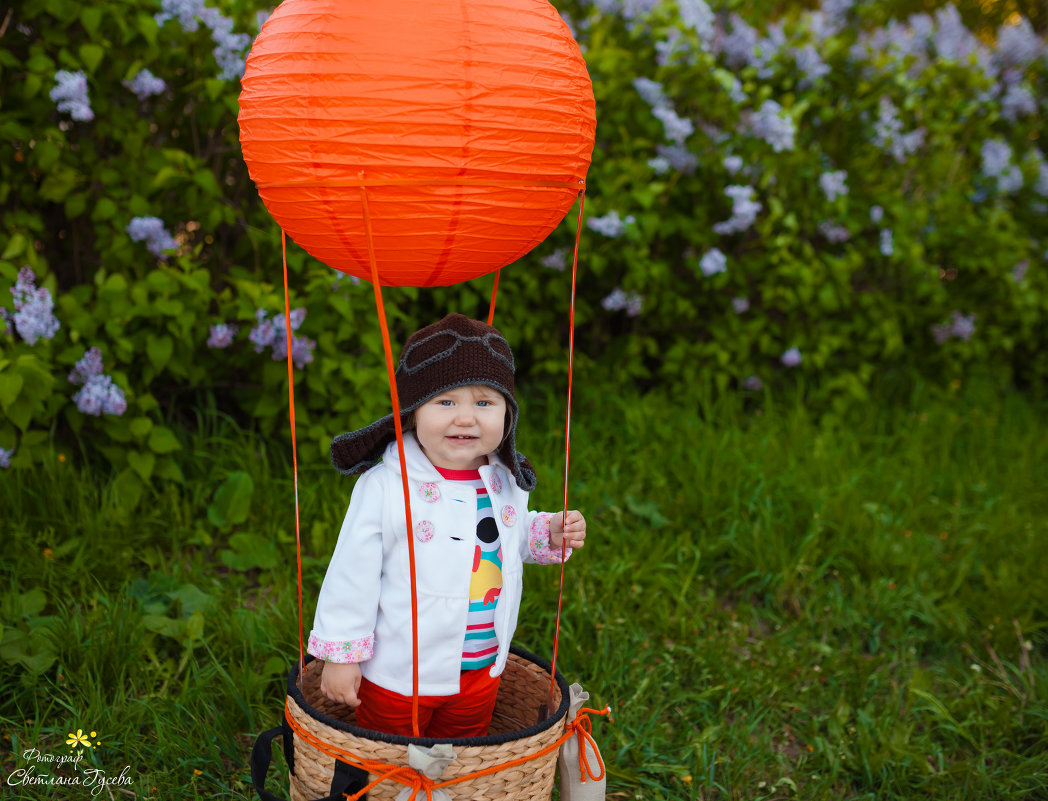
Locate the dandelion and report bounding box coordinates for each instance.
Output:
[713,185,762,235]
[732,297,750,314]
[124,69,167,100]
[69,348,127,416]
[781,347,802,367]
[587,211,634,238]
[50,70,93,121]
[601,287,644,317]
[127,216,179,258]
[743,375,763,391]
[540,249,567,271]
[0,447,12,469]
[819,170,848,202]
[879,229,894,257]
[10,267,61,345]
[207,323,237,348]
[699,248,727,276]
[749,100,795,153]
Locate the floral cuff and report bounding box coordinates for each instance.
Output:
[529,512,572,565]
[307,633,374,663]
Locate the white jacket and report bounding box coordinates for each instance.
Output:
[308,432,569,696]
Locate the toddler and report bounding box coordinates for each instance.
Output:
[309,313,587,738]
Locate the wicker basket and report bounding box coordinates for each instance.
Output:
[252,646,569,801]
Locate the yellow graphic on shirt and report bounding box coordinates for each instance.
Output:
[470,545,503,606]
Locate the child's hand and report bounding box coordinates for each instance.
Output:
[320,661,363,708]
[550,510,586,550]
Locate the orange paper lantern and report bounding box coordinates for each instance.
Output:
[238,0,596,287]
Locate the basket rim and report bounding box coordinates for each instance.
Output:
[286,645,571,748]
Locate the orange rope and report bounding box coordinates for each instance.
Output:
[282,699,612,800]
[280,229,306,688]
[360,179,421,737]
[548,189,585,708]
[487,268,500,325]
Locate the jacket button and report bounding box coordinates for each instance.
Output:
[490,471,503,494]
[415,521,434,542]
[501,506,517,526]
[419,482,440,502]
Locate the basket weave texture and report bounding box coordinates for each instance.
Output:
[287,651,566,801]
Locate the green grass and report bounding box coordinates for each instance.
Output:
[2,378,1046,800]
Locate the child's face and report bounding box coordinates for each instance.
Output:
[414,385,507,471]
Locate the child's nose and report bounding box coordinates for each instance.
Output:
[453,407,475,424]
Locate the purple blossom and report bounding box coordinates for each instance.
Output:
[995,17,1041,69]
[633,77,666,108]
[699,248,727,276]
[655,144,698,173]
[587,211,634,238]
[678,0,715,50]
[870,205,884,224]
[781,347,802,367]
[1034,152,1048,197]
[656,28,687,67]
[795,44,831,88]
[819,170,849,203]
[872,97,924,163]
[1000,85,1036,122]
[127,216,179,258]
[540,249,567,271]
[933,5,979,62]
[647,156,670,174]
[207,323,237,349]
[0,447,12,468]
[743,375,763,391]
[251,308,314,368]
[879,229,894,257]
[69,347,104,384]
[0,308,10,333]
[652,105,694,144]
[1011,261,1028,283]
[156,0,249,81]
[249,308,275,353]
[601,288,643,317]
[713,185,762,235]
[124,69,167,100]
[50,70,93,122]
[932,311,976,344]
[818,221,850,243]
[732,296,750,314]
[749,100,795,153]
[981,139,1023,194]
[723,155,743,174]
[69,348,126,416]
[155,0,207,32]
[10,267,61,345]
[719,15,759,70]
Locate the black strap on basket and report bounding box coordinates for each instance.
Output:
[252,726,369,801]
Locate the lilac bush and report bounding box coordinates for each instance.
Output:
[49,70,93,121]
[9,267,60,345]
[69,348,127,417]
[126,216,179,258]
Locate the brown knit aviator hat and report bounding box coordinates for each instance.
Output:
[330,314,537,491]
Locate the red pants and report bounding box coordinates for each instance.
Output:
[355,668,501,739]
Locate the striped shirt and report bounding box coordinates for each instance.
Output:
[434,465,503,670]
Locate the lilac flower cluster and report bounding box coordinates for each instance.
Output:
[742,375,763,391]
[124,69,167,100]
[981,139,1023,194]
[699,248,727,276]
[1000,84,1036,122]
[732,297,750,314]
[795,44,831,88]
[995,18,1042,70]
[1033,151,1048,198]
[819,170,848,203]
[872,97,924,163]
[601,288,644,317]
[207,323,237,349]
[780,347,802,367]
[587,211,634,238]
[748,100,795,153]
[879,229,894,257]
[932,311,976,344]
[932,5,980,63]
[50,70,94,122]
[155,0,250,81]
[717,15,785,78]
[723,155,744,174]
[10,267,61,345]
[632,78,693,146]
[713,186,762,235]
[818,221,850,243]
[127,216,179,258]
[1011,261,1029,283]
[654,144,697,173]
[69,348,127,416]
[0,447,12,468]
[677,0,715,50]
[249,308,316,368]
[852,16,932,73]
[870,206,884,224]
[540,249,567,271]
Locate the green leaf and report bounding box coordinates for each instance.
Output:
[127,450,155,481]
[129,416,153,439]
[38,168,79,203]
[147,426,181,454]
[111,467,144,512]
[1,234,26,260]
[219,532,278,571]
[207,471,254,529]
[6,397,33,432]
[146,334,174,371]
[78,44,105,73]
[0,373,23,411]
[92,197,118,221]
[80,7,104,37]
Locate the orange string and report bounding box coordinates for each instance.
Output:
[487,268,500,325]
[281,699,611,799]
[360,179,421,738]
[548,189,585,708]
[280,229,305,688]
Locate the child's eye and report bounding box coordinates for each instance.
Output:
[438,400,454,406]
[476,400,491,407]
